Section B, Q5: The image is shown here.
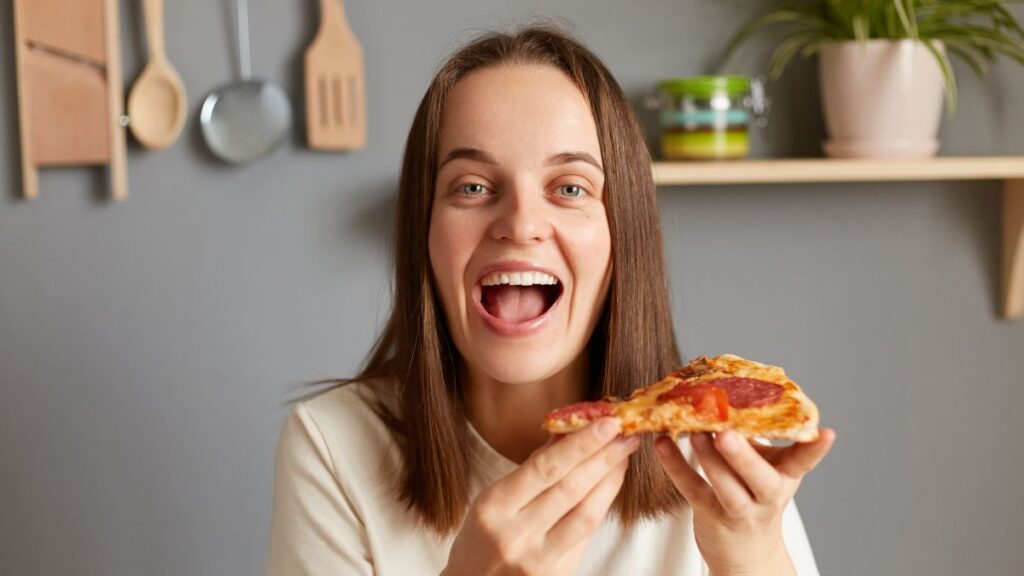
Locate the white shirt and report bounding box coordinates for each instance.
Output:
[266,380,820,575]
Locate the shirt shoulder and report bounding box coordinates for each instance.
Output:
[292,379,402,481]
[267,378,415,575]
[300,379,399,430]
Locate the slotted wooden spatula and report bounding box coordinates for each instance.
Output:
[305,0,366,150]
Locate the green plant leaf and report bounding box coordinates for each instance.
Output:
[717,8,839,72]
[933,33,1024,65]
[767,32,830,79]
[993,6,1024,37]
[946,42,992,76]
[893,0,919,39]
[853,14,870,41]
[922,40,958,114]
[926,25,1024,59]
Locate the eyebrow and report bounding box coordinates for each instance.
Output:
[438,147,604,173]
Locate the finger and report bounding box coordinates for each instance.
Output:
[690,432,754,515]
[504,418,622,509]
[713,430,784,502]
[750,440,783,461]
[531,433,565,456]
[523,433,641,529]
[775,428,836,479]
[544,456,628,554]
[654,435,713,508]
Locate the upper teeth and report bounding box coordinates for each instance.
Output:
[481,271,559,286]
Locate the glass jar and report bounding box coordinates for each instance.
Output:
[648,75,769,160]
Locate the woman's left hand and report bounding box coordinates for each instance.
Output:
[654,428,836,576]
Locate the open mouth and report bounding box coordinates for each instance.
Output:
[478,271,563,325]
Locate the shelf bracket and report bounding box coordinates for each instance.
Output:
[1003,179,1024,319]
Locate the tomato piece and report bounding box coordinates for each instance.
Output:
[657,383,730,421]
[693,387,730,421]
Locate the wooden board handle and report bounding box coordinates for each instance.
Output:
[1003,179,1024,319]
[13,0,35,198]
[106,0,127,199]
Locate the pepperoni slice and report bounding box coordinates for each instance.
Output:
[657,383,729,421]
[705,377,783,408]
[547,400,613,422]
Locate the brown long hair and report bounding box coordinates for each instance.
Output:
[319,21,684,535]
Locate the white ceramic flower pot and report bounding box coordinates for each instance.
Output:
[819,39,945,158]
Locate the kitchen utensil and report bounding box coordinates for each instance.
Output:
[128,0,187,150]
[304,0,366,150]
[200,0,291,164]
[13,0,128,199]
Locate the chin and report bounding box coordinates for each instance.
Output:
[468,345,576,385]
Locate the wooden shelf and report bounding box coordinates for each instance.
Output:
[652,157,1024,320]
[652,156,1024,185]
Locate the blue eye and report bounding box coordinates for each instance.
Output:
[558,184,585,198]
[460,183,488,196]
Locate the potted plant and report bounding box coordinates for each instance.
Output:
[718,1,1024,158]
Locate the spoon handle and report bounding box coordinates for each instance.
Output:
[142,0,166,60]
[237,0,251,80]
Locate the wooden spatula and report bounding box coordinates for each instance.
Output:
[304,0,366,150]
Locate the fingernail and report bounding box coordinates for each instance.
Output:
[597,418,621,440]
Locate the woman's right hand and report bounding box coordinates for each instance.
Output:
[442,417,641,576]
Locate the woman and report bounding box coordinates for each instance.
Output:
[267,23,835,575]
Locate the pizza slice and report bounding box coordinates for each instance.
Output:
[543,354,820,442]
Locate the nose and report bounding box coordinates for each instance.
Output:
[488,181,554,244]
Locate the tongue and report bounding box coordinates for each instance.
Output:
[484,285,548,323]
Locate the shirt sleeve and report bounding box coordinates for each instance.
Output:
[266,403,374,576]
[781,499,820,576]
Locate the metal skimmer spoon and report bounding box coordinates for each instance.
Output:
[200,0,292,164]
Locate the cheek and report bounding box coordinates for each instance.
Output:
[427,218,444,279]
[565,212,612,286]
[428,209,476,305]
[427,218,454,303]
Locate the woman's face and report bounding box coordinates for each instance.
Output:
[428,63,612,385]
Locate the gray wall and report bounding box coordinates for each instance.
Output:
[2,1,1023,574]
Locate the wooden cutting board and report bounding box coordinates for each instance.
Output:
[13,0,128,200]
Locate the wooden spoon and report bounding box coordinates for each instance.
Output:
[128,0,186,150]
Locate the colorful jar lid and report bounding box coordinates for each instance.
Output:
[657,75,751,99]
